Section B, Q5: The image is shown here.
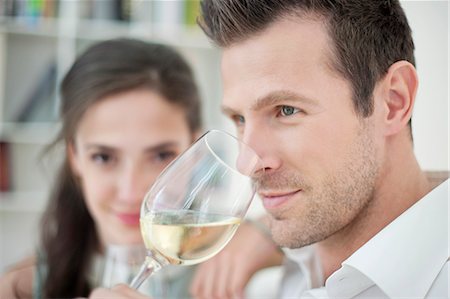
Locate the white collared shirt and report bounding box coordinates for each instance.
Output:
[280,179,449,299]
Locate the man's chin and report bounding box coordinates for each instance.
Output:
[269,219,295,247]
[269,218,318,249]
[271,234,299,249]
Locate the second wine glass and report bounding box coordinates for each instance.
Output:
[130,129,263,289]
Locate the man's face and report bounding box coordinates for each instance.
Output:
[221,17,381,248]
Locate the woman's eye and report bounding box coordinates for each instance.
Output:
[91,153,112,164]
[155,151,176,162]
[279,105,300,117]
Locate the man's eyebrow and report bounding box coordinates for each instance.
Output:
[251,90,317,111]
[221,105,239,117]
[221,90,317,116]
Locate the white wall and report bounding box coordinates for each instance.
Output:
[402,0,449,171]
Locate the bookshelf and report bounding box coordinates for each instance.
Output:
[0,0,223,272]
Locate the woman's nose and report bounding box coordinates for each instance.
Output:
[117,165,151,204]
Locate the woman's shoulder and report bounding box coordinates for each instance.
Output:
[0,256,36,299]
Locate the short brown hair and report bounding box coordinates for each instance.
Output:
[199,0,415,119]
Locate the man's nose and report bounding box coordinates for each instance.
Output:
[239,123,282,175]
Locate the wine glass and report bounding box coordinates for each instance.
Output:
[130,129,263,289]
[100,244,167,297]
[100,244,146,287]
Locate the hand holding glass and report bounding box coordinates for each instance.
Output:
[130,130,262,289]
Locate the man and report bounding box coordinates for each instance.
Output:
[192,0,448,298]
[90,1,448,298]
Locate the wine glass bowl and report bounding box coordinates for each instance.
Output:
[130,130,262,289]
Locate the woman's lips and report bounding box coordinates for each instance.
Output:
[116,212,141,226]
[260,190,301,209]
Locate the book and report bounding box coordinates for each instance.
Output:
[14,62,57,122]
[0,142,10,192]
[184,0,200,26]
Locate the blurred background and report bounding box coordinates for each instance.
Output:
[0,0,448,289]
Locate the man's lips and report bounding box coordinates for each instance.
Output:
[259,190,301,209]
[116,212,141,226]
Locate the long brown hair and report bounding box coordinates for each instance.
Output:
[40,38,202,298]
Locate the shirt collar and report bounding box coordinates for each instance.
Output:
[328,179,449,298]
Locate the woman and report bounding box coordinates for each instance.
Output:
[0,38,202,298]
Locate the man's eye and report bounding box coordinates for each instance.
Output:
[279,105,300,116]
[232,115,245,126]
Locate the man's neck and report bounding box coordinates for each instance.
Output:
[315,139,432,281]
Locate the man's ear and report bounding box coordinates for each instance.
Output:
[381,60,418,136]
[67,141,81,177]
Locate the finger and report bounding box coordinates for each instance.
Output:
[89,284,150,299]
[199,260,219,299]
[111,284,150,298]
[228,265,251,299]
[190,262,210,298]
[191,262,213,299]
[214,252,233,299]
[90,287,124,299]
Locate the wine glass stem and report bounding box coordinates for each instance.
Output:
[129,256,162,289]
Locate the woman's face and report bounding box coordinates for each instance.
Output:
[69,88,194,246]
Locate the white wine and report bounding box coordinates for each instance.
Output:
[140,210,241,265]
